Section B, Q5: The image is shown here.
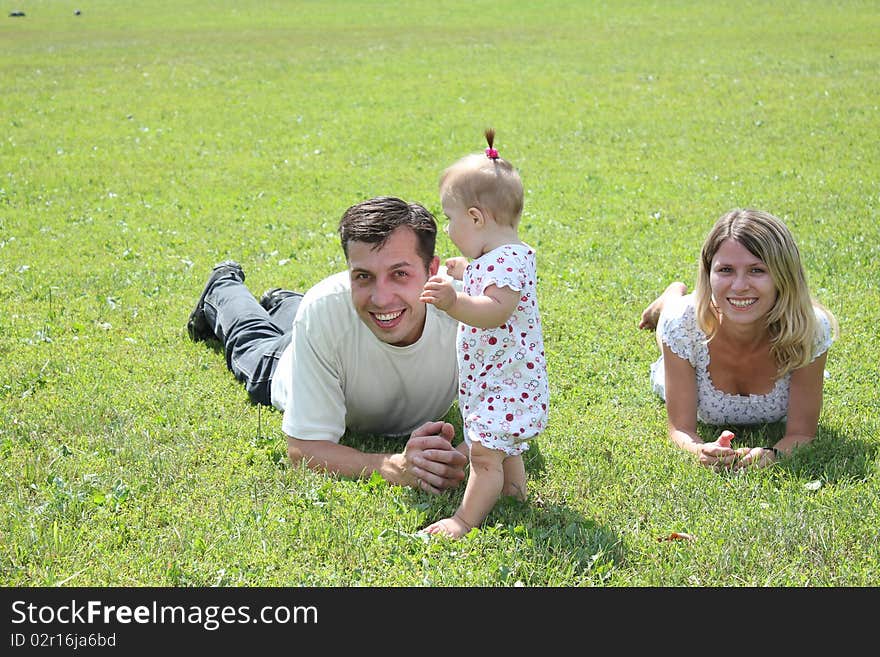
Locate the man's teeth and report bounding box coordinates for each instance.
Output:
[375,311,403,321]
[728,298,757,308]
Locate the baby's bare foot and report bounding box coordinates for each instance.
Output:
[420,515,472,539]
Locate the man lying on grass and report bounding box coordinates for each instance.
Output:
[187,196,467,494]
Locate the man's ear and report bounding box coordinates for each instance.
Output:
[429,255,440,277]
[467,206,485,227]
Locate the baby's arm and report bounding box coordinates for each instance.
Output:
[421,278,519,328]
[447,283,519,328]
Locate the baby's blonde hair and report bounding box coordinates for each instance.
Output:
[694,208,839,378]
[439,129,524,227]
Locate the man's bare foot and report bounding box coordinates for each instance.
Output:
[638,282,687,330]
[420,515,472,539]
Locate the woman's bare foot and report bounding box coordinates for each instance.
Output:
[638,282,687,330]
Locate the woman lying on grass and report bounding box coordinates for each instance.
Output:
[639,209,838,470]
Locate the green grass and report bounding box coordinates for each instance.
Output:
[1,0,878,586]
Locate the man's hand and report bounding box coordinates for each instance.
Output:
[420,274,459,313]
[402,421,467,494]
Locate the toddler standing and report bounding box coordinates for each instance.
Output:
[419,129,549,538]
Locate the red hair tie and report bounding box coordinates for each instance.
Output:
[485,147,499,160]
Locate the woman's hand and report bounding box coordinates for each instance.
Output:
[695,440,738,469]
[733,447,777,470]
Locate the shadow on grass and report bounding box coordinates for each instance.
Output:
[782,425,876,483]
[698,421,876,482]
[345,432,617,582]
[201,337,224,354]
[236,381,609,580]
[496,495,621,582]
[414,490,621,583]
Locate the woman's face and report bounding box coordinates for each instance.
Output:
[709,238,778,327]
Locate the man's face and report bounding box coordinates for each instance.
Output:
[348,227,439,347]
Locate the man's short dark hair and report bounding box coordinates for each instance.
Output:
[338,196,437,271]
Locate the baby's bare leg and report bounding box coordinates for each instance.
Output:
[421,441,504,539]
[501,454,527,500]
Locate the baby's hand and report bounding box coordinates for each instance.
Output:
[444,257,468,281]
[420,274,458,312]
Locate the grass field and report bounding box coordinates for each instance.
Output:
[2,0,879,586]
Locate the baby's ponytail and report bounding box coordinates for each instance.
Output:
[485,128,499,160]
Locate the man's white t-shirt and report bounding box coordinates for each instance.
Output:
[270,271,459,442]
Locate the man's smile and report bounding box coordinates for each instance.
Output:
[372,309,405,327]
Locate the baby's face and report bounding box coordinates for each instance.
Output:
[440,194,483,260]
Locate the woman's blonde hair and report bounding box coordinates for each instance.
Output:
[694,208,838,378]
[439,128,523,227]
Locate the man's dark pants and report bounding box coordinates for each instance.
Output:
[203,274,302,406]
